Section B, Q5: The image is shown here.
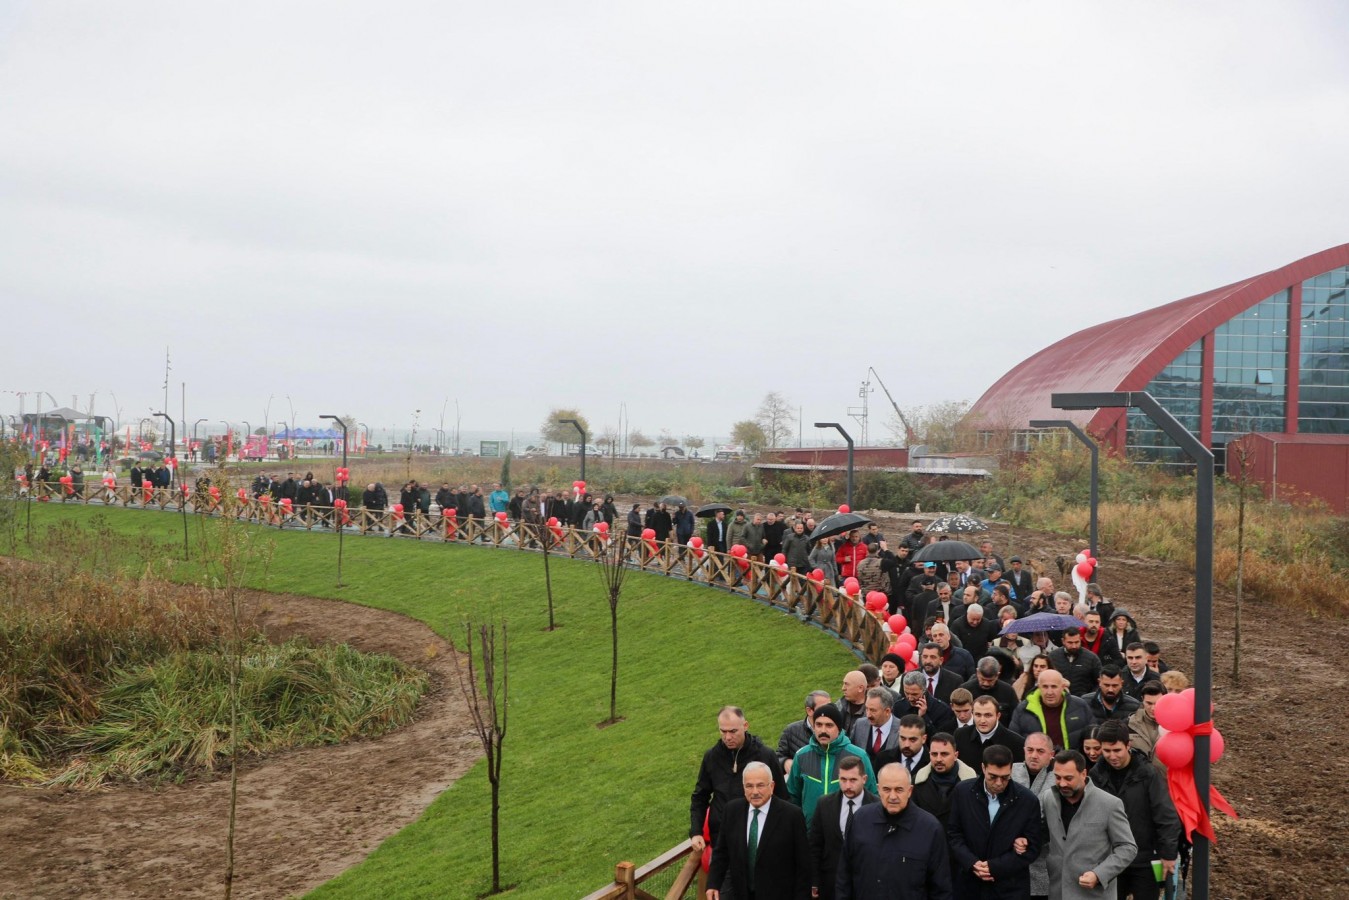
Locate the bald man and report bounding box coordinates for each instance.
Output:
[1010,670,1092,751]
[836,763,953,899]
[839,670,869,733]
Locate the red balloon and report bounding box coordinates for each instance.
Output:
[774,553,787,565]
[844,582,860,596]
[844,576,860,591]
[444,508,457,517]
[548,516,559,526]
[689,536,704,548]
[495,511,507,522]
[642,528,656,539]
[1154,731,1194,769]
[736,558,750,572]
[838,504,850,514]
[1155,690,1195,733]
[809,569,825,583]
[888,614,907,633]
[1074,561,1094,580]
[897,633,917,650]
[1208,727,1225,762]
[596,521,609,532]
[731,544,747,558]
[864,593,887,612]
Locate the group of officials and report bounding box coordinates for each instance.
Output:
[689,577,1182,899]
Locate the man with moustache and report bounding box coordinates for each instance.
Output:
[1042,750,1137,900]
[707,761,811,900]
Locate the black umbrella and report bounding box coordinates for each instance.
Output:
[924,513,990,534]
[695,502,733,518]
[807,511,873,542]
[659,494,689,508]
[908,539,982,563]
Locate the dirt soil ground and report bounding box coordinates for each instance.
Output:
[0,591,481,900]
[1,503,1345,899]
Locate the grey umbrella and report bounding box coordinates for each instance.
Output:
[998,612,1083,634]
[808,511,873,542]
[695,502,733,518]
[659,494,689,508]
[924,513,990,534]
[908,540,982,563]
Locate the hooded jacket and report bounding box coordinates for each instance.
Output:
[689,732,786,843]
[787,733,877,827]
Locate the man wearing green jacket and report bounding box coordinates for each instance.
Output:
[787,703,876,829]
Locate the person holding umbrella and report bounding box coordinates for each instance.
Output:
[834,529,868,583]
[673,502,695,544]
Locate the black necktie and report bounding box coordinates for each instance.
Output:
[845,798,855,833]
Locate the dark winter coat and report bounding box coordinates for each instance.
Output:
[689,733,786,845]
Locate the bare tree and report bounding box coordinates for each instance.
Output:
[596,533,630,725]
[540,518,559,631]
[449,622,510,895]
[755,392,794,449]
[1228,437,1255,684]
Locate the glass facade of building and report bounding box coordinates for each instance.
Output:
[1125,340,1202,463]
[1299,265,1349,433]
[1212,290,1289,446]
[1127,267,1349,462]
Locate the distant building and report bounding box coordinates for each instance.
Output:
[968,243,1349,472]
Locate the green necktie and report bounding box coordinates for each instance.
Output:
[747,807,760,891]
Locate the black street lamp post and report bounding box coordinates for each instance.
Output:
[1051,391,1214,900]
[154,411,189,560]
[1029,418,1099,557]
[318,414,349,587]
[813,422,854,509]
[559,418,586,482]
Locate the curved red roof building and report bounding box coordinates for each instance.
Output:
[968,243,1349,463]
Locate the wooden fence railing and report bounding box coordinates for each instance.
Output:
[580,840,703,900]
[12,481,892,662]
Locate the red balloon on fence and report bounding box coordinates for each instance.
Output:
[773,553,787,565]
[392,503,404,520]
[143,483,153,501]
[334,498,350,525]
[279,497,292,511]
[596,521,609,533]
[730,544,747,558]
[864,592,887,612]
[888,614,907,633]
[642,528,656,539]
[896,633,918,653]
[237,488,248,502]
[689,536,705,558]
[209,486,220,499]
[844,576,860,591]
[808,568,825,583]
[735,558,750,573]
[495,511,508,524]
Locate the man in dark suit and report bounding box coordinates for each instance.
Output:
[894,714,930,781]
[705,509,728,553]
[954,696,1025,775]
[708,761,811,900]
[946,743,1042,899]
[918,643,965,703]
[892,671,958,739]
[847,687,903,772]
[960,657,1021,728]
[1006,557,1034,602]
[809,754,878,900]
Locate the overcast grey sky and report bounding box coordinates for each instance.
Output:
[3,2,1348,444]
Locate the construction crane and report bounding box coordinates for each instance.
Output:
[867,366,916,446]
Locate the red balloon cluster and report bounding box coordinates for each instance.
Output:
[548,517,565,541]
[237,488,248,502]
[280,497,293,512]
[843,576,860,597]
[1074,550,1098,582]
[689,536,705,558]
[391,502,404,521]
[495,511,509,525]
[1152,688,1238,842]
[729,544,750,573]
[335,467,350,484]
[142,483,154,502]
[864,591,887,612]
[59,475,73,495]
[333,497,350,525]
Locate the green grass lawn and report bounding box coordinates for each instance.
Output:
[10,504,858,898]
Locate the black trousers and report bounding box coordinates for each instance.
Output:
[1119,864,1161,900]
